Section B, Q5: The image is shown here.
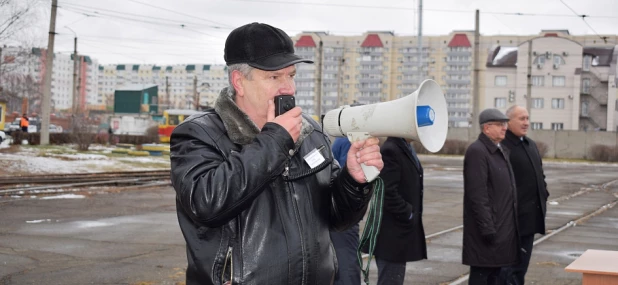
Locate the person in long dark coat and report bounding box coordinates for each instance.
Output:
[463,108,519,285]
[500,106,549,285]
[363,136,427,285]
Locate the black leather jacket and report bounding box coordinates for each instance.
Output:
[170,90,373,285]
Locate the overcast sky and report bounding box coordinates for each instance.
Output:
[10,0,618,65]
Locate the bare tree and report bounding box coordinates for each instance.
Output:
[0,0,42,42]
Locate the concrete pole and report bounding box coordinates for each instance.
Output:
[72,36,78,114]
[315,37,323,117]
[471,10,481,137]
[41,0,58,145]
[526,40,533,120]
[417,0,423,84]
[193,75,198,110]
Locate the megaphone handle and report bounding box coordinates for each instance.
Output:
[347,132,380,183]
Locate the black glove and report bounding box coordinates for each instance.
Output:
[482,233,496,245]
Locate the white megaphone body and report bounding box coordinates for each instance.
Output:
[323,79,448,182]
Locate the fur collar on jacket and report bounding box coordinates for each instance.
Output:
[214,87,313,150]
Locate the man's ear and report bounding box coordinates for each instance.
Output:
[231,70,245,97]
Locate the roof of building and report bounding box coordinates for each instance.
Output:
[152,66,161,71]
[132,64,139,71]
[203,65,210,71]
[583,47,614,66]
[361,34,383,47]
[186,64,195,71]
[541,29,570,35]
[115,84,158,91]
[486,46,518,67]
[295,35,317,47]
[448,34,471,47]
[117,65,125,71]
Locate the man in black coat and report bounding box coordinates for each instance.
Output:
[463,108,519,285]
[362,136,427,285]
[500,106,549,285]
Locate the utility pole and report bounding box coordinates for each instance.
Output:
[417,0,423,84]
[41,0,58,145]
[315,36,323,117]
[526,40,533,120]
[0,46,3,88]
[471,10,481,137]
[193,75,198,110]
[71,35,78,114]
[165,76,170,109]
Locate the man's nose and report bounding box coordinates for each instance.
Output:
[279,77,295,95]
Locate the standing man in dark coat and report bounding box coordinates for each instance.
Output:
[363,136,427,285]
[500,105,549,285]
[463,108,519,285]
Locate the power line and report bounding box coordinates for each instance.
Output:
[559,0,608,43]
[60,2,231,31]
[226,0,618,18]
[125,0,235,29]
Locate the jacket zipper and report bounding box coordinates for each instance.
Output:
[288,181,307,284]
[222,246,233,285]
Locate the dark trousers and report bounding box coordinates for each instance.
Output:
[376,257,406,285]
[500,234,535,285]
[330,223,360,285]
[469,266,501,285]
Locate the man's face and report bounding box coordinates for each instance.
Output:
[239,65,297,120]
[484,121,508,142]
[508,107,529,137]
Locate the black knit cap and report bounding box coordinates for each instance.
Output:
[224,22,314,71]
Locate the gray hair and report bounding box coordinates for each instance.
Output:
[226,63,254,97]
[505,105,523,119]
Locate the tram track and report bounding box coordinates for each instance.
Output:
[0,170,170,188]
[360,178,618,271]
[0,170,172,203]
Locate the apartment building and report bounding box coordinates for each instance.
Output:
[97,63,226,111]
[484,31,618,131]
[0,46,99,113]
[291,30,618,131]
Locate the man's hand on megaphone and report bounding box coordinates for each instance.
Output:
[267,99,302,142]
[345,137,384,184]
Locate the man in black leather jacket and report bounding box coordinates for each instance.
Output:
[170,22,384,285]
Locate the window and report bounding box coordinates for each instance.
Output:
[552,76,565,87]
[582,78,590,94]
[532,98,544,109]
[553,55,565,67]
[531,122,543,130]
[581,100,589,116]
[551,98,565,109]
[551,123,563,130]
[494,76,507,86]
[532,76,544,86]
[494,98,506,108]
[583,55,592,71]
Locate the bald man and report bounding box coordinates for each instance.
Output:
[500,106,549,285]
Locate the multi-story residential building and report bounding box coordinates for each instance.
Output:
[97,63,226,111]
[0,46,98,114]
[292,30,618,131]
[484,30,618,131]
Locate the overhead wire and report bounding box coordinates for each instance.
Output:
[558,0,609,43]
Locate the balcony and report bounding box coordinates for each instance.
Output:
[359,69,383,74]
[446,70,470,75]
[359,77,382,84]
[445,79,471,85]
[446,50,472,57]
[358,87,382,92]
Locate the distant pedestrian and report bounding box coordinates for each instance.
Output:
[500,105,549,285]
[463,108,519,285]
[108,126,114,145]
[20,114,29,132]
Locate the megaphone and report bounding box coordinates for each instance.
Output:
[323,79,448,182]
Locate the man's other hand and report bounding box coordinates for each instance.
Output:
[345,137,383,184]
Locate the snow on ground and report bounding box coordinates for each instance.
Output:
[0,144,170,175]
